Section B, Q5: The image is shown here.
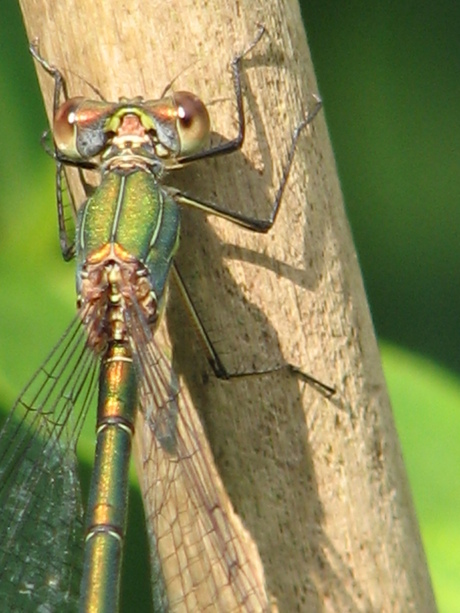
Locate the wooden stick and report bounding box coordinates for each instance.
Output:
[19,0,437,610]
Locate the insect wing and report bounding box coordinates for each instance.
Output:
[130,313,271,612]
[0,315,98,611]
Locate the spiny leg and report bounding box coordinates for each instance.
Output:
[171,265,334,398]
[30,42,80,260]
[170,30,328,392]
[176,24,266,165]
[172,96,322,231]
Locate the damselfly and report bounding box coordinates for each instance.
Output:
[0,27,323,612]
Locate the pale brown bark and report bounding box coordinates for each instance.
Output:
[19,0,437,611]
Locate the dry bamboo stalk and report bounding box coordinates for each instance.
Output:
[19,0,437,611]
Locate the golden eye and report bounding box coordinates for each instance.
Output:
[53,97,86,159]
[53,98,110,159]
[173,91,210,155]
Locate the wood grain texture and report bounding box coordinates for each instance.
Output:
[18,0,437,611]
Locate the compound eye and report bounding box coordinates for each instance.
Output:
[53,98,110,159]
[53,97,85,159]
[173,91,210,155]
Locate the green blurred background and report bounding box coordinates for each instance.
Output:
[0,1,458,611]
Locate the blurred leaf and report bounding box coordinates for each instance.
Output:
[382,342,460,613]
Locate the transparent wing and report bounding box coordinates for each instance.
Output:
[128,304,271,613]
[0,313,98,611]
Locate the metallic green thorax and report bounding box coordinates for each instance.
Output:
[76,168,180,305]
